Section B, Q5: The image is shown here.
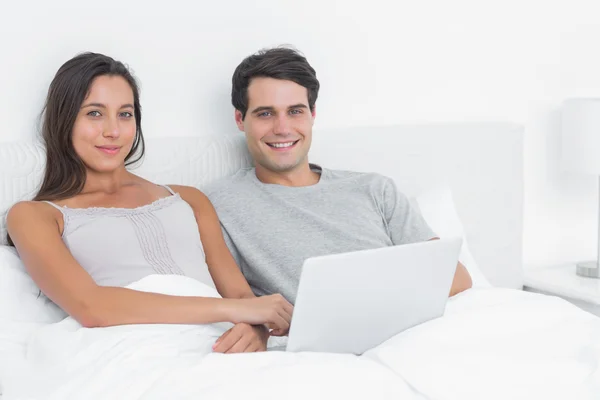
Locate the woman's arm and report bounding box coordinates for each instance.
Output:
[173,185,292,351]
[171,185,261,300]
[7,201,292,329]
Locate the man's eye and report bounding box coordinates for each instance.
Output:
[258,112,272,117]
[87,111,101,117]
[290,109,303,115]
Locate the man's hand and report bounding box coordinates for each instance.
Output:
[213,323,269,354]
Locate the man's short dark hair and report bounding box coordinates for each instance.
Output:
[231,47,320,119]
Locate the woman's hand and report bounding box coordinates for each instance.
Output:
[229,294,293,335]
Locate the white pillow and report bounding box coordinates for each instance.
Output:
[0,246,66,323]
[0,246,66,396]
[413,186,492,288]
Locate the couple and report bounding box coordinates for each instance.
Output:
[6,47,472,354]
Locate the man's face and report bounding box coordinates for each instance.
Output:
[235,77,315,174]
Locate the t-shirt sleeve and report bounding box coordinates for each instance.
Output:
[382,177,437,245]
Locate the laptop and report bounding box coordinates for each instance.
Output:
[285,237,462,354]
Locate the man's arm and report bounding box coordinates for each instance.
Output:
[449,261,472,296]
[429,238,472,297]
[380,178,472,297]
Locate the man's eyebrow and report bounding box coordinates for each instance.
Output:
[251,106,275,114]
[250,104,309,114]
[288,104,308,109]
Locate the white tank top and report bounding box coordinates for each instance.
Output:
[44,185,215,288]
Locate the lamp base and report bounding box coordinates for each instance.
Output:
[576,261,600,278]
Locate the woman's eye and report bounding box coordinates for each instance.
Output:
[120,111,133,118]
[87,111,101,117]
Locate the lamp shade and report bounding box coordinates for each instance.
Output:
[561,98,600,174]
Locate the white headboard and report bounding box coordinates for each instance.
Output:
[0,122,523,288]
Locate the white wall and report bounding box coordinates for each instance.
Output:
[1,0,599,267]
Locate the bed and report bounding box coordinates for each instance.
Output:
[1,123,598,400]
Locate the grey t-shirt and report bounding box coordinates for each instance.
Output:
[205,165,436,304]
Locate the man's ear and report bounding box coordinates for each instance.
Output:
[311,104,317,119]
[234,109,245,132]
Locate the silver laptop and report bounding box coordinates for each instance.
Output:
[285,237,462,354]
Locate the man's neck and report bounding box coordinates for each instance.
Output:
[255,163,320,187]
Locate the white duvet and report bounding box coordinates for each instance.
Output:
[2,275,599,400]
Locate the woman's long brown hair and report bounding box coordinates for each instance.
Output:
[7,52,145,246]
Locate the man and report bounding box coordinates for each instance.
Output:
[207,47,472,353]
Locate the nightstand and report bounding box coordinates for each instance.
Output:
[523,264,600,318]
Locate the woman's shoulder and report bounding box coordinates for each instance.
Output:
[8,200,62,216]
[166,185,212,210]
[7,200,63,233]
[167,184,204,198]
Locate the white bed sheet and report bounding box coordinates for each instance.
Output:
[2,275,598,400]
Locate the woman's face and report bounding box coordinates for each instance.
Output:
[72,75,137,174]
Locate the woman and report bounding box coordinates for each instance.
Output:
[6,52,292,353]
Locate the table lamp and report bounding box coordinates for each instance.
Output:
[561,97,600,278]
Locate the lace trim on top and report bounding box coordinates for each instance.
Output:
[56,193,181,217]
